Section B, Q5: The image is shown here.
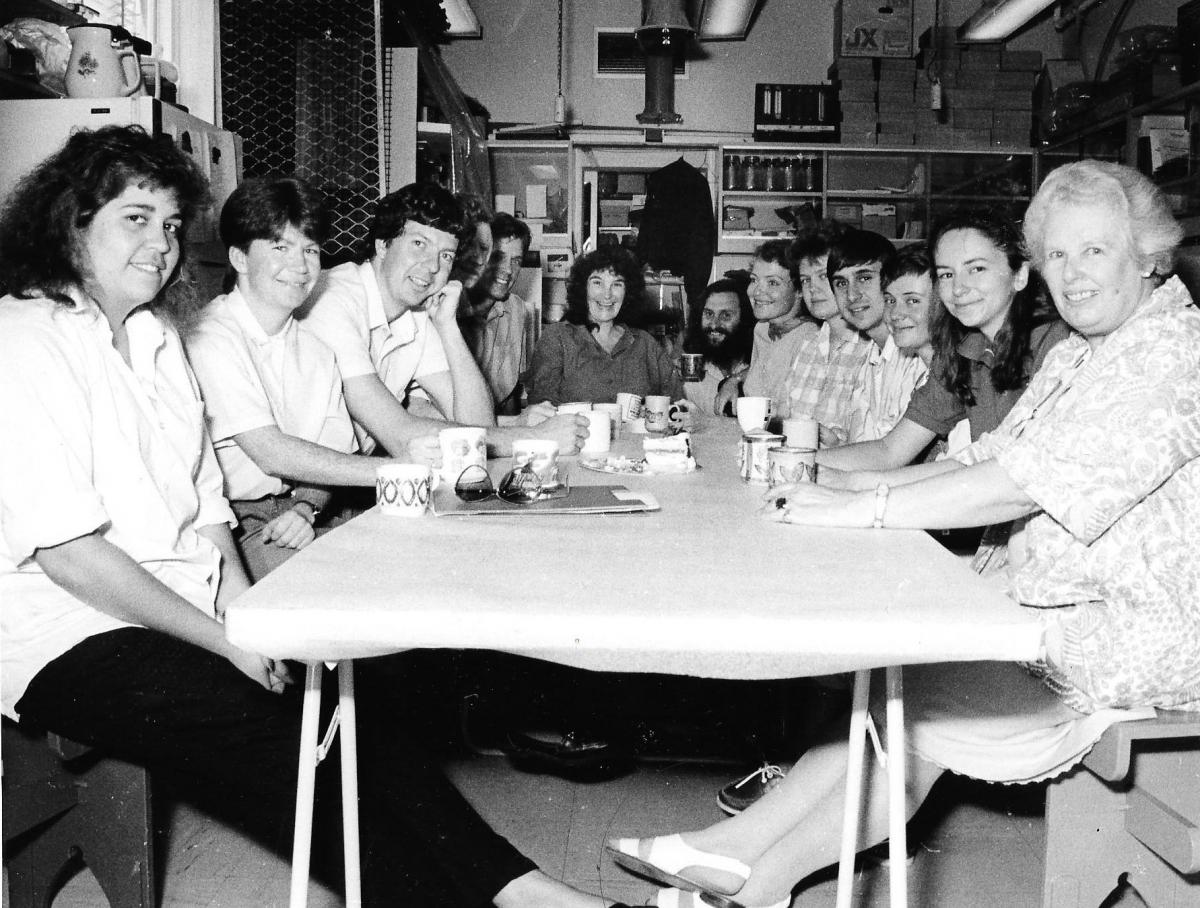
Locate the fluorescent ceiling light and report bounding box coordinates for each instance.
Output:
[959,0,1055,41]
[694,0,759,39]
[441,0,481,38]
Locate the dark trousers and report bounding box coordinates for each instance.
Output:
[14,628,535,907]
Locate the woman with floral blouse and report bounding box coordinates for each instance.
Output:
[607,160,1199,908]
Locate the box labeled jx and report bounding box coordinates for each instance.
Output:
[836,0,914,58]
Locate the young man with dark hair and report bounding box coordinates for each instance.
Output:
[461,212,535,415]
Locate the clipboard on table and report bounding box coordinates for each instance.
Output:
[431,485,659,516]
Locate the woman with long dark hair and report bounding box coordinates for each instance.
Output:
[526,245,682,405]
[816,208,1069,486]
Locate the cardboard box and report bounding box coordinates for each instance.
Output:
[830,57,877,79]
[1002,50,1044,71]
[829,202,864,226]
[862,202,898,236]
[836,0,914,58]
[953,108,993,130]
[839,80,879,101]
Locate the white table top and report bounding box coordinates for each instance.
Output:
[225,421,1044,678]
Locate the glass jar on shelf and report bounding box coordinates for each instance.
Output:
[724,154,740,190]
[751,156,768,191]
[783,156,799,191]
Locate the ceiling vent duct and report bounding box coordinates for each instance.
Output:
[635,0,694,124]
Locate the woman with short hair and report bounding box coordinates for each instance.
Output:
[609,160,1199,908]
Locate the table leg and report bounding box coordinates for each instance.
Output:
[337,660,362,908]
[290,662,324,908]
[836,669,872,908]
[885,666,907,908]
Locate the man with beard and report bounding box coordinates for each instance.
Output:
[683,278,755,417]
[461,212,534,416]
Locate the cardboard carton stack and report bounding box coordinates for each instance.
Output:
[830,57,878,146]
[876,57,919,146]
[916,28,1041,148]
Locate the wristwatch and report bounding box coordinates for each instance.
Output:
[292,497,322,526]
[872,483,890,530]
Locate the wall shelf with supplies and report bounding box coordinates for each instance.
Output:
[717,144,1036,254]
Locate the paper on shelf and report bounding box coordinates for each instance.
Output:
[495,194,516,215]
[525,184,547,218]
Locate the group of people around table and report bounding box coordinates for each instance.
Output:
[1,123,1197,908]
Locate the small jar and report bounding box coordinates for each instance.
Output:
[724,155,739,190]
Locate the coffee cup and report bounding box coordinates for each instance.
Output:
[511,439,561,485]
[781,416,819,451]
[376,464,432,517]
[438,426,487,485]
[616,392,644,422]
[643,395,678,433]
[581,410,612,455]
[736,396,772,433]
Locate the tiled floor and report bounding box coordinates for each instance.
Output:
[3,748,1152,907]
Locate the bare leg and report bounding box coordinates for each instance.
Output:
[640,727,944,904]
[493,869,615,908]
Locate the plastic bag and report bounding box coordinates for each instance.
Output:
[0,17,71,95]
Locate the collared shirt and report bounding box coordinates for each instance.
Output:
[956,277,1200,713]
[186,288,358,502]
[845,334,929,443]
[0,295,232,719]
[905,319,1072,442]
[785,320,875,441]
[301,261,450,452]
[743,319,820,417]
[526,322,683,405]
[466,293,529,405]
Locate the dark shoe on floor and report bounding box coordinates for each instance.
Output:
[716,762,789,815]
[505,729,635,780]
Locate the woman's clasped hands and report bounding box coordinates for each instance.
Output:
[762,473,876,528]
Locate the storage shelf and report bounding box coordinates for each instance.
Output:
[718,143,1035,250]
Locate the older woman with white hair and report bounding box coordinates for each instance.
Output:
[607,160,1200,908]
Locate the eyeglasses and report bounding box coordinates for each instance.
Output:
[453,463,570,505]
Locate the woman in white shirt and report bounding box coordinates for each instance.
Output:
[0,125,624,908]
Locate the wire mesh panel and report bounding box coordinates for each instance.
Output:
[219,0,381,263]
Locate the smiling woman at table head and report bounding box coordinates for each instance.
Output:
[608,161,1200,908]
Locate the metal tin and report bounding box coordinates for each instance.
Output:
[768,445,817,487]
[680,353,706,382]
[738,431,785,484]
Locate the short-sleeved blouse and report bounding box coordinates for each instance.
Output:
[905,319,1072,441]
[0,296,232,719]
[526,321,683,405]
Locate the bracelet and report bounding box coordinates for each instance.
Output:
[292,498,320,526]
[871,483,890,529]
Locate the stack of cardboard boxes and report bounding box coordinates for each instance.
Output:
[916,28,1042,148]
[831,57,879,146]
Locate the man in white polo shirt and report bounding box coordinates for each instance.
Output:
[302,182,583,457]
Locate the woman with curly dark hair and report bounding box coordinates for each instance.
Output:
[0,125,628,908]
[526,245,683,405]
[815,208,1069,487]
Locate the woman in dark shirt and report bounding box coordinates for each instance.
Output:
[816,209,1069,486]
[526,247,683,406]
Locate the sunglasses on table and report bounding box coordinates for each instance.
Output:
[453,463,570,505]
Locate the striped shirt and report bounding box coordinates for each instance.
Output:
[784,320,874,443]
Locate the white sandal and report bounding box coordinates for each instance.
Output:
[606,833,750,895]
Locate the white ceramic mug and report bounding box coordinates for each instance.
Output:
[376,464,432,517]
[736,396,772,433]
[781,416,819,451]
[581,410,612,455]
[643,395,678,432]
[511,439,560,484]
[438,427,487,486]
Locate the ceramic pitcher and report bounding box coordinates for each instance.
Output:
[65,25,142,98]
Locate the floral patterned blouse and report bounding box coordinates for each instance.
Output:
[955,277,1200,713]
